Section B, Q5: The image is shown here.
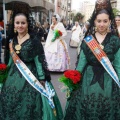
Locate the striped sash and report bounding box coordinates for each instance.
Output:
[9,40,56,115]
[84,35,120,88]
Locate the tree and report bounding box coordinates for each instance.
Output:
[73,12,84,23]
[113,8,120,16]
[69,12,75,21]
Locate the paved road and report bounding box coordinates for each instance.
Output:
[51,30,78,112]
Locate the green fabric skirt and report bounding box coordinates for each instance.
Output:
[64,65,120,120]
[0,66,63,120]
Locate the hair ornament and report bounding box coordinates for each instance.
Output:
[95,0,109,12]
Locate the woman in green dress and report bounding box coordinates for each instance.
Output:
[0,3,63,120]
[64,0,120,120]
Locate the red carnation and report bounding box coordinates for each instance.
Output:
[64,70,81,84]
[0,64,8,84]
[58,30,62,36]
[59,70,82,98]
[0,64,7,71]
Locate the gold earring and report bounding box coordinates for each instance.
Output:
[14,28,17,33]
[95,26,97,32]
[26,28,28,33]
[107,25,111,33]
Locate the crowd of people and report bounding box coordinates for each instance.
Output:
[0,0,120,120]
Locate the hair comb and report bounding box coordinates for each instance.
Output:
[95,0,109,12]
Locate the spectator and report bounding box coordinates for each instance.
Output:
[35,21,44,41]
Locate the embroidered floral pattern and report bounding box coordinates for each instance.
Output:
[64,33,120,120]
[0,36,63,120]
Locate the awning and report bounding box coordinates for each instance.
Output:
[3,0,55,11]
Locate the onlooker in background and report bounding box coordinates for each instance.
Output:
[47,23,50,33]
[82,21,90,34]
[70,21,81,47]
[0,27,3,63]
[77,21,90,55]
[35,22,44,42]
[66,23,71,30]
[42,22,49,41]
[60,18,67,28]
[115,15,120,37]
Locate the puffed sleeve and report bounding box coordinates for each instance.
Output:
[33,37,51,81]
[7,56,12,67]
[76,50,87,73]
[34,56,45,80]
[112,36,120,79]
[113,48,120,79]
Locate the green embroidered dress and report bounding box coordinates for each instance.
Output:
[0,36,63,120]
[64,33,120,120]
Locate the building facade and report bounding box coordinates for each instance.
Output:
[110,0,120,15]
[81,1,95,22]
[0,0,55,25]
[55,0,71,24]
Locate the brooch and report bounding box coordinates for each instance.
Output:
[15,44,21,54]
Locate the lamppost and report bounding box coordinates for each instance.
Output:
[67,0,71,24]
[66,0,68,24]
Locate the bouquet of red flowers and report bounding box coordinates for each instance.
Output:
[59,70,81,98]
[51,29,62,42]
[0,64,8,91]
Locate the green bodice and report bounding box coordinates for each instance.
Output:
[64,33,120,120]
[82,33,120,65]
[8,35,51,81]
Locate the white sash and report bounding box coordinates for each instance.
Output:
[9,40,56,115]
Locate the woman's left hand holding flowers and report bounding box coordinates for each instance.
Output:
[59,70,82,98]
[51,30,62,42]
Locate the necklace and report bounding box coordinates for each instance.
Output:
[96,32,106,49]
[99,44,104,49]
[15,33,28,54]
[97,31,107,36]
[18,33,28,40]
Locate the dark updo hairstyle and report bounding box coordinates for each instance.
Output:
[13,12,34,36]
[52,15,57,21]
[7,2,35,40]
[85,0,118,37]
[4,1,35,64]
[97,9,110,19]
[115,15,120,18]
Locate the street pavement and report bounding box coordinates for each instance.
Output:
[51,30,78,112]
[1,30,78,113]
